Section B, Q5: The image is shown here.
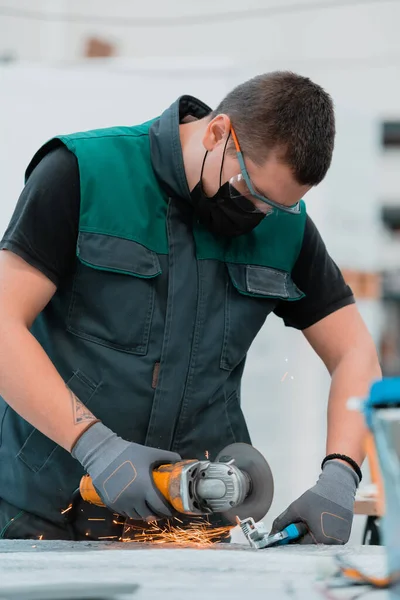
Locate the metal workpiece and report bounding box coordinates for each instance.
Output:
[237,516,307,549]
[236,516,270,549]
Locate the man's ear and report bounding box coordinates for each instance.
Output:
[203,114,231,152]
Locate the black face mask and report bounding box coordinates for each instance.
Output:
[191,179,265,237]
[190,147,266,238]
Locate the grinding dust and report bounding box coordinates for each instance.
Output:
[121,519,232,547]
[60,503,73,515]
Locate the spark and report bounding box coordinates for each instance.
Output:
[38,535,43,540]
[88,518,106,521]
[98,536,119,540]
[61,503,73,515]
[205,450,209,459]
[113,520,126,526]
[281,371,288,382]
[121,519,232,547]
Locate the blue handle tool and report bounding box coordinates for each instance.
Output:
[237,516,308,549]
[267,522,307,546]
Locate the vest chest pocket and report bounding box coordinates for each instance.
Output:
[220,263,304,371]
[67,233,162,354]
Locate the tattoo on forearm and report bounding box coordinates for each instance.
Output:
[68,388,96,425]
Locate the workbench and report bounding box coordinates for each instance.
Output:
[0,540,390,599]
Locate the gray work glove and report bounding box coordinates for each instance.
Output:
[72,422,181,522]
[270,461,359,545]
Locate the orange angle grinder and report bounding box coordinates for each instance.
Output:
[79,443,274,524]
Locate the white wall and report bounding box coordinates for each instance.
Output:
[0,59,237,230]
[1,0,400,65]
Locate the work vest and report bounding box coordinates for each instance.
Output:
[0,121,306,523]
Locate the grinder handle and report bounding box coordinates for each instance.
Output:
[79,474,105,507]
[79,462,185,510]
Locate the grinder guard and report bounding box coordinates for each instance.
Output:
[216,443,274,524]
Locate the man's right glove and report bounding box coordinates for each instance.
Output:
[72,422,181,522]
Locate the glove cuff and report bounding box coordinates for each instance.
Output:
[322,454,362,482]
[318,460,359,510]
[70,419,101,452]
[323,459,360,486]
[71,421,129,479]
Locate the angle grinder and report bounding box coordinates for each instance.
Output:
[79,442,274,524]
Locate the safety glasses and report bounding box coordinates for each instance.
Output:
[229,127,301,215]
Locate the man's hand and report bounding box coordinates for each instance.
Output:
[72,422,181,522]
[270,461,359,545]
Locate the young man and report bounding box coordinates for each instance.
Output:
[0,72,381,542]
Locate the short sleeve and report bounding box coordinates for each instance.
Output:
[274,215,355,330]
[0,146,80,287]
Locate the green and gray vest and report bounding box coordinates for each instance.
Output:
[0,120,306,523]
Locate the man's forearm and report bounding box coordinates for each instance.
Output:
[0,320,98,451]
[326,347,382,466]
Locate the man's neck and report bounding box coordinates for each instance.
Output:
[179,119,207,194]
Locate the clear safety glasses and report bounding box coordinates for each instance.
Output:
[229,127,302,216]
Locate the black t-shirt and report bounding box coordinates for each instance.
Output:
[1,147,355,330]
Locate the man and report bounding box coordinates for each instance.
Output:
[0,72,381,542]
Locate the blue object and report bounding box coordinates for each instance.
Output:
[276,523,304,545]
[363,378,400,430]
[363,378,400,596]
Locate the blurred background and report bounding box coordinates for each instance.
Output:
[1,0,400,542]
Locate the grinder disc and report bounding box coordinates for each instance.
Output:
[216,443,274,524]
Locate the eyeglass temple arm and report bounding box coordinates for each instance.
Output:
[230,126,241,152]
[230,126,254,189]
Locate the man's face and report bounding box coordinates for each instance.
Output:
[201,115,311,214]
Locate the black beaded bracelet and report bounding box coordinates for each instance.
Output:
[321,453,362,482]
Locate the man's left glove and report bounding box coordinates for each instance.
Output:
[270,461,359,545]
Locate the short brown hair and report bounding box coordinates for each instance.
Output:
[214,71,335,186]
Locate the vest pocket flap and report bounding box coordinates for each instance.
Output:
[77,232,161,278]
[227,263,303,300]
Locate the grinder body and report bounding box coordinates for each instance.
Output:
[79,443,273,524]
